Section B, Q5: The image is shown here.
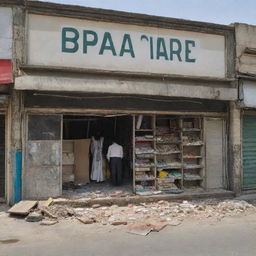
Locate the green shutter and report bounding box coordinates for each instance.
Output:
[243,115,256,189]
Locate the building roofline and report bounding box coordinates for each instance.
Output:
[23,0,234,34]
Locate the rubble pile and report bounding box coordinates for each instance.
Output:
[7,199,256,235]
[40,199,256,225]
[62,182,133,200]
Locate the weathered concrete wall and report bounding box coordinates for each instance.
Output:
[229,102,242,194]
[235,23,256,75]
[15,74,237,101]
[23,141,61,199]
[12,6,25,75]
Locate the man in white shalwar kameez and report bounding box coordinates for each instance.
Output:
[90,136,105,182]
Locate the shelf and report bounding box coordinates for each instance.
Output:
[135,139,154,142]
[183,143,204,146]
[135,165,155,168]
[157,166,182,169]
[156,141,181,144]
[156,151,181,155]
[135,129,153,131]
[136,152,155,155]
[135,169,153,172]
[184,177,203,181]
[183,128,201,132]
[135,178,155,181]
[156,132,180,136]
[157,177,182,180]
[183,155,202,159]
[184,165,203,169]
[135,153,155,158]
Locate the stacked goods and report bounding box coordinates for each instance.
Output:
[156,144,179,154]
[157,178,178,191]
[182,135,203,145]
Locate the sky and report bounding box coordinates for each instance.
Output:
[39,0,256,25]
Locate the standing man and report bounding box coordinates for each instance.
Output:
[107,139,123,186]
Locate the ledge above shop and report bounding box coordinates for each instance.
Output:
[15,67,238,101]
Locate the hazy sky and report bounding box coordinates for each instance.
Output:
[40,0,256,25]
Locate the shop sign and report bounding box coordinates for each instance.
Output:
[28,14,226,78]
[0,7,12,59]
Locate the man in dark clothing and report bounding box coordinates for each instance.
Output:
[107,139,123,186]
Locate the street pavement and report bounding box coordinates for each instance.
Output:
[1,207,256,256]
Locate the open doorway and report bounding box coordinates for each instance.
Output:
[62,114,133,198]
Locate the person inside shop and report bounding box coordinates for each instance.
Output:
[90,131,105,182]
[107,138,123,186]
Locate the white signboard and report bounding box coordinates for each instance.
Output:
[28,14,226,78]
[0,8,12,59]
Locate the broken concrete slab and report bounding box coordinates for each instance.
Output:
[77,217,95,224]
[127,223,152,236]
[8,201,38,216]
[111,221,127,226]
[25,212,44,222]
[45,198,53,207]
[147,219,168,232]
[40,207,58,219]
[38,198,53,209]
[40,220,58,226]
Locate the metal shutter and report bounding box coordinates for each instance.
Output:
[243,115,256,189]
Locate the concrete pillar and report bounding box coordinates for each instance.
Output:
[6,91,23,205]
[6,6,25,204]
[229,101,242,195]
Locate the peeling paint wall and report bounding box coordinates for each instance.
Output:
[235,23,256,75]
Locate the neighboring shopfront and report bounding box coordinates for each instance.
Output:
[235,23,256,192]
[5,1,239,201]
[0,6,13,202]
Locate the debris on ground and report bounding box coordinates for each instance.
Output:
[38,198,53,209]
[127,223,152,236]
[77,217,95,224]
[40,220,58,226]
[8,200,38,216]
[6,198,256,235]
[62,181,133,200]
[25,212,43,222]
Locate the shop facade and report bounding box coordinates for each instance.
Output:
[235,23,256,192]
[2,0,241,203]
[0,6,13,203]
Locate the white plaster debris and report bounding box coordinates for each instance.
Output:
[24,199,256,230]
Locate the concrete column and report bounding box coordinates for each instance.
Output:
[229,101,242,195]
[6,6,25,204]
[6,91,23,205]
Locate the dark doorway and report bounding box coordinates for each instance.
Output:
[0,115,5,198]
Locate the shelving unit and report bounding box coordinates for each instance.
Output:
[155,116,182,192]
[133,115,156,194]
[181,117,205,189]
[133,115,205,194]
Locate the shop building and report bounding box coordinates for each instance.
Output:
[235,23,256,192]
[0,6,13,202]
[2,0,241,203]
